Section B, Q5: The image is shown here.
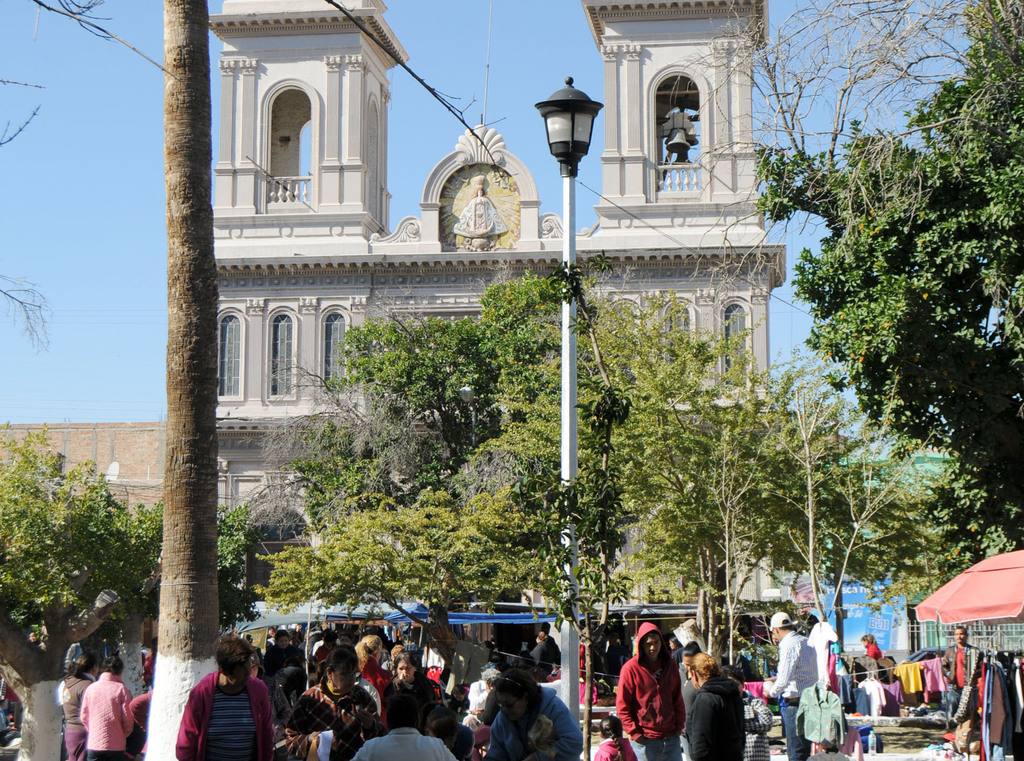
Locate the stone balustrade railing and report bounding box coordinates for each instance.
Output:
[265,176,311,205]
[657,164,702,193]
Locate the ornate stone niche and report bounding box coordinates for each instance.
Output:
[440,165,521,252]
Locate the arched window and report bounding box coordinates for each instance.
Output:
[724,303,746,340]
[270,314,294,396]
[218,314,241,397]
[663,308,691,335]
[323,313,345,380]
[723,304,747,370]
[268,88,312,205]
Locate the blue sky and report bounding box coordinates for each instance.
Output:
[0,0,814,425]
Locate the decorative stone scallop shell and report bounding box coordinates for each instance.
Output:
[455,126,507,167]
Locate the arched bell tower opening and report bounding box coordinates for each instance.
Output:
[654,74,702,193]
[267,88,312,206]
[655,74,701,165]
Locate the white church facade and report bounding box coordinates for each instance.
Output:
[209,0,784,504]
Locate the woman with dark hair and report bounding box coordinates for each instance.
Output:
[487,668,583,761]
[684,654,744,761]
[80,655,134,761]
[62,652,99,761]
[286,644,384,761]
[861,634,883,661]
[176,634,274,761]
[390,652,439,711]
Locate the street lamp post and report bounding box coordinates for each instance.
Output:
[459,385,476,447]
[536,77,602,718]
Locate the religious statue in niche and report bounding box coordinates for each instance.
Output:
[453,175,508,250]
[440,164,520,252]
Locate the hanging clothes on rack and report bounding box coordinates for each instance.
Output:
[920,657,947,703]
[859,678,886,717]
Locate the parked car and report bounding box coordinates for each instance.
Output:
[904,648,943,663]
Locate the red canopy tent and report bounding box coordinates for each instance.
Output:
[916,549,1024,624]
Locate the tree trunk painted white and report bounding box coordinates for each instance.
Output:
[152,0,219,757]
[147,653,215,761]
[120,614,146,696]
[17,680,61,761]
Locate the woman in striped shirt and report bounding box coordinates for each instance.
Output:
[176,635,274,761]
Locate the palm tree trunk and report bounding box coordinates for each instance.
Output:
[148,0,219,757]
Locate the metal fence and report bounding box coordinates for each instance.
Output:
[908,620,1024,653]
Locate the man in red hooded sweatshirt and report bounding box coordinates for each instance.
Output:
[615,623,686,761]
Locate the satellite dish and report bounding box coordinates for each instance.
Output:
[105,461,120,481]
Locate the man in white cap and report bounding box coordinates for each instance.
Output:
[763,612,816,761]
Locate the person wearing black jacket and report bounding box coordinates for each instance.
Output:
[530,631,561,676]
[684,654,744,761]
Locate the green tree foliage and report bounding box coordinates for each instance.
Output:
[217,504,262,628]
[600,297,800,657]
[293,273,561,508]
[769,358,938,627]
[759,8,1024,570]
[262,487,538,665]
[0,430,161,757]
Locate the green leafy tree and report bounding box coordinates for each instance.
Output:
[262,487,538,666]
[0,431,161,761]
[288,273,562,511]
[759,5,1024,570]
[768,358,938,636]
[217,504,262,628]
[603,297,800,658]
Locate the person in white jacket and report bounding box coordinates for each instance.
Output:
[352,694,451,761]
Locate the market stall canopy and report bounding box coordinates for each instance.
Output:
[915,549,1024,624]
[236,601,557,632]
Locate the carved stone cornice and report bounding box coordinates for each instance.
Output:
[219,57,258,75]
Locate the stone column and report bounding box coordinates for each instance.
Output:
[238,59,260,212]
[245,298,266,405]
[322,55,344,209]
[340,54,366,216]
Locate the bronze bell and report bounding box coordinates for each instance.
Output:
[666,128,693,155]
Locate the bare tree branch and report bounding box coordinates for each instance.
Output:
[1,273,50,348]
[28,0,171,76]
[0,105,40,147]
[0,78,45,88]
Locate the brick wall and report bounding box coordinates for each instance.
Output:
[3,422,166,506]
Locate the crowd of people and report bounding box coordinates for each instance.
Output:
[171,628,586,761]
[41,610,962,761]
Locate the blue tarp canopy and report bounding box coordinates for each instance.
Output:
[369,602,556,625]
[236,601,556,631]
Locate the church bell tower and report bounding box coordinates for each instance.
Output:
[210,0,406,247]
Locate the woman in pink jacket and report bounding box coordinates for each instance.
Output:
[80,655,134,761]
[176,634,274,761]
